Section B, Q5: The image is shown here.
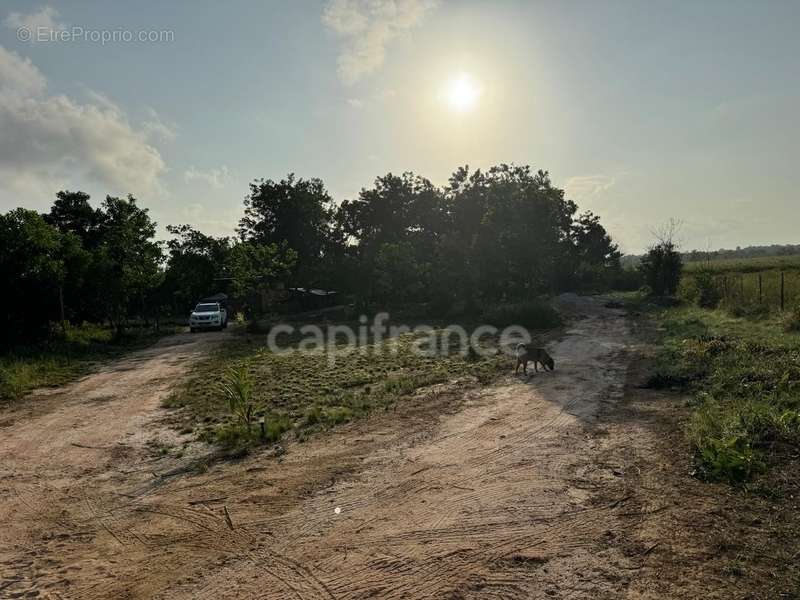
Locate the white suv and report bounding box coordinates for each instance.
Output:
[189,302,228,332]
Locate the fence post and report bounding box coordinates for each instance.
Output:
[781,271,785,311]
[740,276,744,300]
[758,273,762,303]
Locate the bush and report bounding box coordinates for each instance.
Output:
[693,269,722,309]
[784,304,800,332]
[482,301,562,330]
[639,240,682,296]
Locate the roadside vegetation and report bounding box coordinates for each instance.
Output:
[0,322,177,401]
[642,298,800,484]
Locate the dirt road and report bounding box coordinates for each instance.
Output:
[0,302,687,598]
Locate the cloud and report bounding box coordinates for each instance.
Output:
[347,98,364,108]
[142,107,177,143]
[184,165,230,188]
[322,0,437,84]
[564,174,617,200]
[0,45,167,203]
[4,5,66,37]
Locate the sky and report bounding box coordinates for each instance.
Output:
[0,0,798,254]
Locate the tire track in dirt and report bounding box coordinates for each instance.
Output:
[0,330,233,599]
[165,302,638,599]
[0,300,649,598]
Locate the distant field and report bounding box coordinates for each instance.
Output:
[684,255,800,273]
[682,255,800,310]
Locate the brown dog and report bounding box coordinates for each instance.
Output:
[515,343,555,375]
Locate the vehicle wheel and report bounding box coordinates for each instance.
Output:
[190,327,196,333]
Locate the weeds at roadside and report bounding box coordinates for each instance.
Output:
[0,322,177,402]
[641,304,800,483]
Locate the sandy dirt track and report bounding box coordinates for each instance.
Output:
[0,301,690,599]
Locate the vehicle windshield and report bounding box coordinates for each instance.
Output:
[194,303,219,312]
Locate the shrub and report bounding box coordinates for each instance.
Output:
[693,269,722,309]
[639,240,683,296]
[784,304,800,333]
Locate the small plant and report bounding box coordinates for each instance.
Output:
[234,311,246,324]
[218,364,256,434]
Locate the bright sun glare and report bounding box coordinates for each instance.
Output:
[445,74,480,113]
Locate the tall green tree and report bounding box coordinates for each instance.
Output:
[161,224,231,314]
[0,209,66,344]
[90,195,164,331]
[238,174,335,284]
[226,241,296,314]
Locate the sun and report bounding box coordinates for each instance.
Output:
[445,73,480,113]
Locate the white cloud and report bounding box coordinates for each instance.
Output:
[564,174,617,200]
[4,5,66,37]
[0,45,167,204]
[322,0,437,84]
[347,98,364,108]
[142,107,177,143]
[184,165,230,188]
[0,46,45,97]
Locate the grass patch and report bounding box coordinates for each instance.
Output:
[642,304,800,483]
[164,324,524,451]
[0,322,175,402]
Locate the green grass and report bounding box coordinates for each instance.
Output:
[0,322,176,402]
[683,254,800,274]
[680,262,800,314]
[644,304,800,483]
[164,325,519,453]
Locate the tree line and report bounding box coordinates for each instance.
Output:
[1,164,628,347]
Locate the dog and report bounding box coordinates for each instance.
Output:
[515,343,555,375]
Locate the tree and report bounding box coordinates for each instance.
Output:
[238,174,335,284]
[336,172,446,304]
[90,195,164,331]
[639,221,683,296]
[373,242,426,304]
[44,190,104,248]
[447,165,577,300]
[161,225,231,314]
[0,209,65,344]
[226,241,296,314]
[567,211,622,290]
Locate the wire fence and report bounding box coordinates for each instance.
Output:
[709,270,800,310]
